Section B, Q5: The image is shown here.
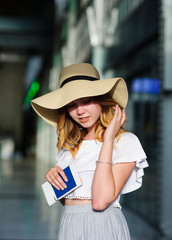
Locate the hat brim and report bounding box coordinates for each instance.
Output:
[31,77,128,126]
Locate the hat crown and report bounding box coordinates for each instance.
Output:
[59,63,100,87]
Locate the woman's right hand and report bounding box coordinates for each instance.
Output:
[45,166,68,190]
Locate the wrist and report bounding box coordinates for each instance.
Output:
[103,137,114,146]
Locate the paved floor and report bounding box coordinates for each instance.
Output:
[0,158,162,240]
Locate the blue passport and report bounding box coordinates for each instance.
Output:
[42,163,82,206]
[52,165,79,200]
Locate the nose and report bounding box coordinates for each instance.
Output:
[76,104,85,115]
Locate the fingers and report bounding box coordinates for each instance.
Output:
[104,105,126,141]
[57,167,68,182]
[113,105,125,124]
[121,108,126,125]
[46,166,68,191]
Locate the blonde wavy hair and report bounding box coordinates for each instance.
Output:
[56,94,128,158]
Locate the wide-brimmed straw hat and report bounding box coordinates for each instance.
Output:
[31,63,128,127]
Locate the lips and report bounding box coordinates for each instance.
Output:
[79,117,90,123]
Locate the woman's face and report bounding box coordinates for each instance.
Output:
[66,97,101,133]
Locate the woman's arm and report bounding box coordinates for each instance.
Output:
[92,154,136,210]
[91,139,115,210]
[92,105,136,210]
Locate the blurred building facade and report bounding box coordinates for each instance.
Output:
[0,0,55,160]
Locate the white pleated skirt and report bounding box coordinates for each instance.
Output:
[57,204,131,240]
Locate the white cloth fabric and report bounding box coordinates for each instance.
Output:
[56,132,148,208]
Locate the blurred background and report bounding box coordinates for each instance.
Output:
[0,0,172,239]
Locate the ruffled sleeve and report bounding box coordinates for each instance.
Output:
[112,132,149,194]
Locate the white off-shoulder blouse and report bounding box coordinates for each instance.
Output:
[55,132,148,208]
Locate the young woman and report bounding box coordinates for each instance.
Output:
[31,63,148,240]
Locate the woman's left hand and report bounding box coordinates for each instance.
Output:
[103,105,126,142]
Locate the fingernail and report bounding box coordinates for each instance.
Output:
[65,178,68,182]
[64,184,67,188]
